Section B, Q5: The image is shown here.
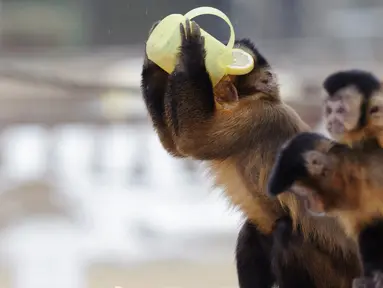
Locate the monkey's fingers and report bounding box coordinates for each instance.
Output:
[185,19,191,39]
[190,21,205,48]
[179,23,186,42]
[190,21,201,38]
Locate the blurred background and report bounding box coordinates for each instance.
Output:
[0,0,381,287]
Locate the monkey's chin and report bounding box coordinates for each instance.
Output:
[327,122,345,138]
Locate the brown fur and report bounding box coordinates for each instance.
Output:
[269,132,383,236]
[142,20,361,287]
[270,134,383,287]
[297,140,383,239]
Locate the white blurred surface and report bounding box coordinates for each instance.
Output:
[0,122,242,288]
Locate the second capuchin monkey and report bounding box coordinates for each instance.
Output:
[268,131,383,288]
[323,69,383,147]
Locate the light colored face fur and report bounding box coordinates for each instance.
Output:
[253,67,279,97]
[324,86,363,140]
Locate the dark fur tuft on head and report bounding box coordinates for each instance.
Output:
[234,38,269,68]
[323,70,381,98]
[267,132,326,197]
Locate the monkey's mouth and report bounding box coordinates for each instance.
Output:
[327,121,344,135]
[289,186,326,217]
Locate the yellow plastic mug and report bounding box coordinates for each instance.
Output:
[145,6,236,87]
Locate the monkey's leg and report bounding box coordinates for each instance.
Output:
[141,21,185,157]
[271,216,317,288]
[272,215,360,288]
[236,220,275,288]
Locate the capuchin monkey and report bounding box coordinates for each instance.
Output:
[268,131,383,288]
[323,69,383,147]
[141,19,361,288]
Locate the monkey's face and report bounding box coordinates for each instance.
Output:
[231,39,278,99]
[251,67,278,98]
[229,64,278,99]
[324,86,363,141]
[214,64,277,109]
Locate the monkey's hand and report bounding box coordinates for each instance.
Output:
[163,18,217,158]
[141,20,186,158]
[178,19,206,75]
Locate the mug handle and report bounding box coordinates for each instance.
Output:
[184,6,235,50]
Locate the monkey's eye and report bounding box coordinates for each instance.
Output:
[325,107,332,115]
[336,107,345,114]
[370,106,379,114]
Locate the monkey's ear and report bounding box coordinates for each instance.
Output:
[303,150,332,178]
[214,77,239,104]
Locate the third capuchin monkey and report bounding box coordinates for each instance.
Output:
[142,19,361,288]
[323,69,383,147]
[268,131,383,288]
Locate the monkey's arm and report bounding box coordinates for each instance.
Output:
[164,20,274,160]
[141,22,185,158]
